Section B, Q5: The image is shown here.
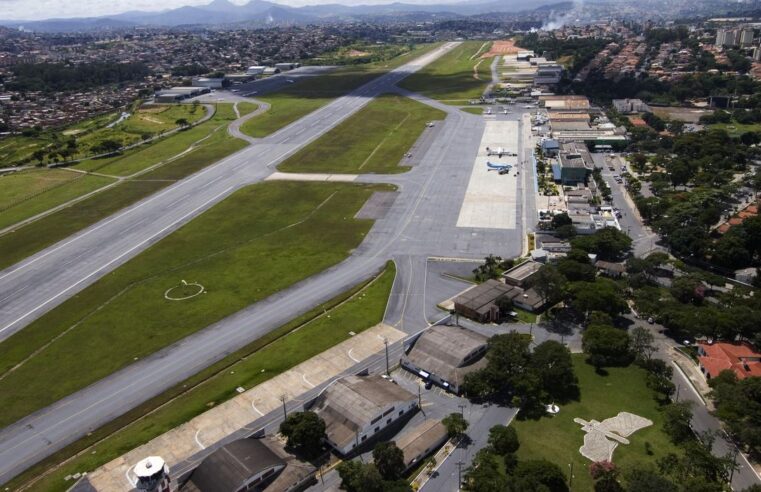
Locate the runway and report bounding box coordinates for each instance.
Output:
[0,45,535,485]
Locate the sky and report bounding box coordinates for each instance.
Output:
[0,0,463,21]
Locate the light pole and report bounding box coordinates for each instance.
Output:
[383,337,390,376]
[728,443,740,484]
[568,461,574,490]
[279,394,287,421]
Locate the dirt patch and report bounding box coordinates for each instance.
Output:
[482,39,521,58]
[651,107,711,124]
[139,115,165,125]
[347,49,371,57]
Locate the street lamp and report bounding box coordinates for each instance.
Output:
[383,337,390,376]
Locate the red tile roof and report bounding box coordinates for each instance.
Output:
[698,342,761,380]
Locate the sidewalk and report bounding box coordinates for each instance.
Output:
[669,346,713,410]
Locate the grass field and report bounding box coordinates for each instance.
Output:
[709,121,761,137]
[8,261,396,492]
[0,105,205,168]
[0,170,115,230]
[461,107,485,115]
[0,181,387,429]
[241,43,440,138]
[0,105,247,270]
[74,104,237,176]
[278,94,445,174]
[511,356,680,491]
[236,101,259,117]
[399,41,493,104]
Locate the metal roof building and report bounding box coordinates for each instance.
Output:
[402,325,488,393]
[453,279,521,323]
[313,375,417,455]
[182,439,286,492]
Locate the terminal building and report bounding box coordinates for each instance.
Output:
[554,141,593,185]
[312,375,417,455]
[402,325,489,394]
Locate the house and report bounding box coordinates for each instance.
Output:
[453,279,521,323]
[698,342,761,381]
[503,260,543,287]
[541,138,560,156]
[402,325,488,393]
[595,260,626,278]
[512,288,546,313]
[312,375,417,455]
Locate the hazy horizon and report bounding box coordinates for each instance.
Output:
[0,0,471,22]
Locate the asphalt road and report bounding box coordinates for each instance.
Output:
[0,42,458,345]
[0,41,540,485]
[0,42,467,484]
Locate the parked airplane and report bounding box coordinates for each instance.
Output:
[487,161,513,173]
[486,147,517,158]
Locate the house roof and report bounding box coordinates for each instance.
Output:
[699,342,761,380]
[504,261,543,283]
[314,375,415,449]
[595,260,626,273]
[395,420,448,468]
[454,279,519,311]
[183,439,285,492]
[405,326,488,386]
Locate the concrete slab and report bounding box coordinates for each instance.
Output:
[85,323,406,491]
[355,192,399,220]
[265,172,358,182]
[456,120,519,230]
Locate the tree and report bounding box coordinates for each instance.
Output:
[572,227,632,260]
[590,461,623,492]
[279,411,326,457]
[373,441,405,481]
[32,149,46,164]
[569,279,628,318]
[512,459,568,492]
[530,340,578,402]
[175,117,190,128]
[661,402,694,445]
[495,295,513,319]
[533,265,567,307]
[582,325,632,369]
[465,449,507,492]
[488,425,520,456]
[336,461,385,492]
[709,371,761,456]
[630,326,656,363]
[442,412,469,439]
[473,255,504,282]
[92,138,122,154]
[551,212,573,229]
[624,466,677,492]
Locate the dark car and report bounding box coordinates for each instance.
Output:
[424,380,433,390]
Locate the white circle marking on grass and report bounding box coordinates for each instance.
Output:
[164,279,205,301]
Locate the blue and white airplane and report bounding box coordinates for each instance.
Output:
[487,161,513,174]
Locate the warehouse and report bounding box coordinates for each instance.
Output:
[402,325,488,394]
[453,279,521,323]
[312,375,417,455]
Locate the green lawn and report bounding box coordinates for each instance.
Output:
[511,356,680,492]
[236,101,259,117]
[278,94,445,174]
[9,261,396,492]
[0,109,247,271]
[0,170,115,230]
[241,43,440,138]
[74,104,238,176]
[0,181,388,429]
[398,41,493,104]
[709,121,761,138]
[461,107,485,115]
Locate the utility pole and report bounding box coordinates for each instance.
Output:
[675,384,680,402]
[568,461,574,491]
[383,337,390,376]
[280,394,287,421]
[729,444,739,484]
[457,460,464,491]
[458,403,466,417]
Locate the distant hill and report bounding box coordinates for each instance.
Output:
[0,0,567,31]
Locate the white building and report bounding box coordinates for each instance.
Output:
[740,28,755,47]
[246,66,266,75]
[312,375,417,455]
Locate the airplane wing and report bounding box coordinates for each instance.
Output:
[487,162,511,170]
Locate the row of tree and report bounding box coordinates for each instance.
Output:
[7,61,150,93]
